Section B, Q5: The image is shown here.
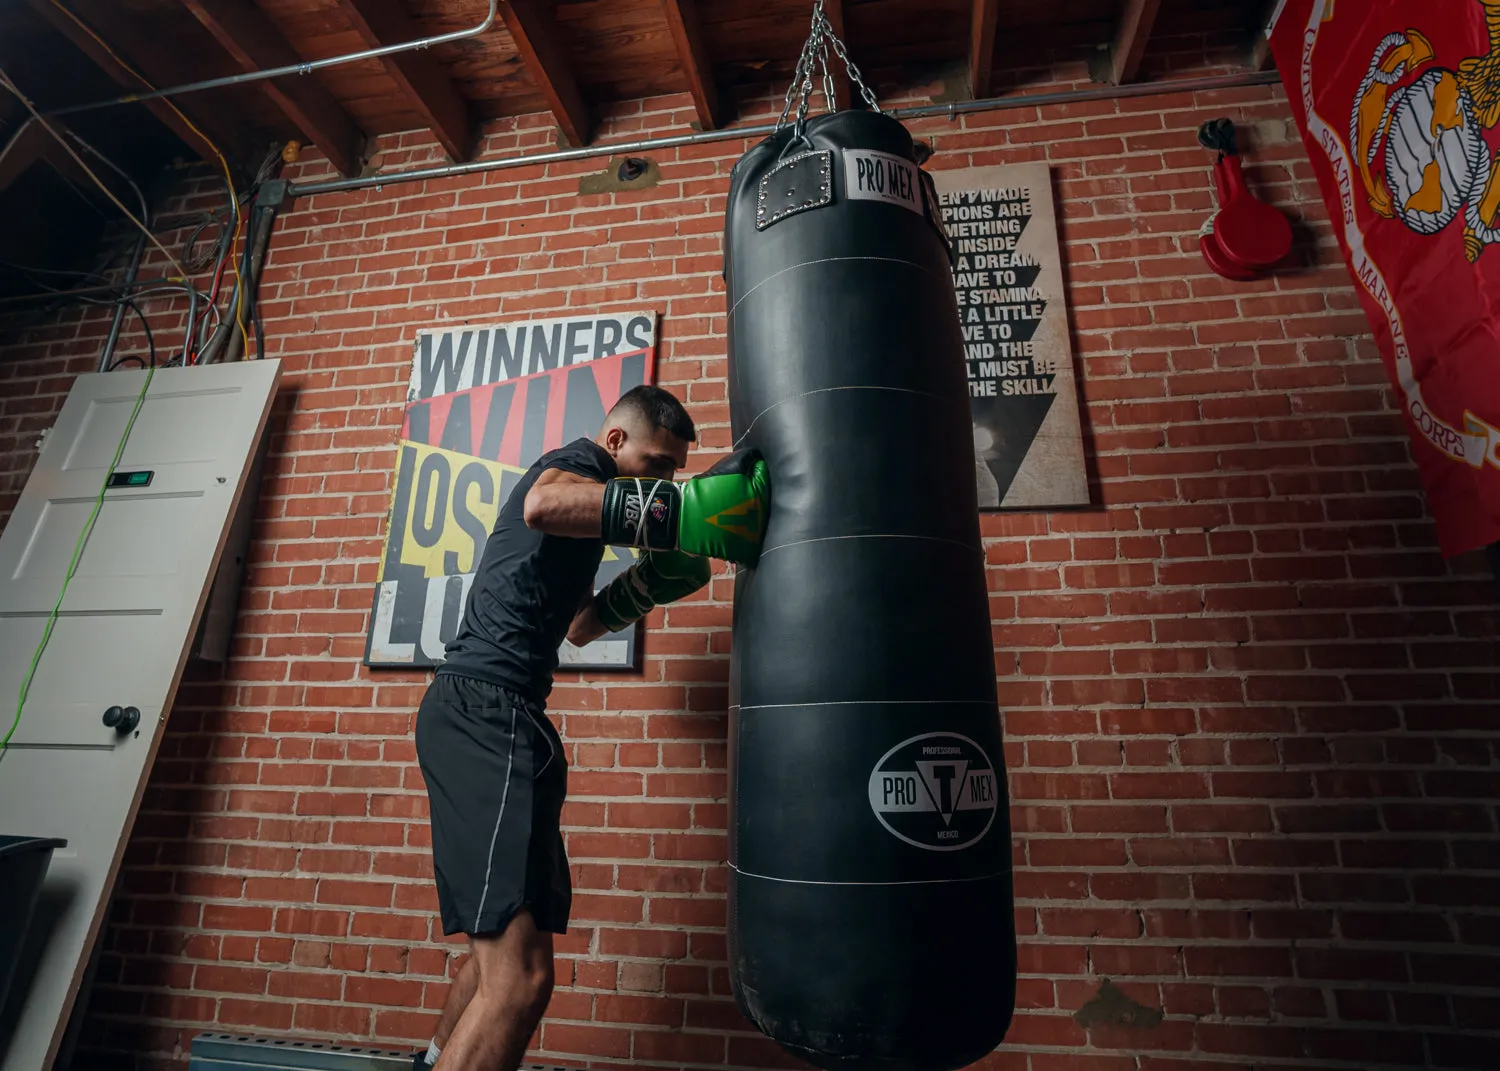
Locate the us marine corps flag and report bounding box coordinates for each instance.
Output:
[1269,0,1500,555]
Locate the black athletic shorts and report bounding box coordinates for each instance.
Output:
[415,673,571,937]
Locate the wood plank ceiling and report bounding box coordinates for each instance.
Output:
[0,0,1276,184]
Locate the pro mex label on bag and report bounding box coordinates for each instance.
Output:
[867,732,999,851]
[843,148,923,215]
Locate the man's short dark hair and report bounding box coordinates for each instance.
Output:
[610,384,696,443]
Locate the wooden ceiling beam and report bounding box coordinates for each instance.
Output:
[499,0,592,147]
[969,0,1000,100]
[823,0,851,112]
[180,0,366,176]
[660,0,721,129]
[1089,0,1164,86]
[24,0,226,164]
[334,0,477,161]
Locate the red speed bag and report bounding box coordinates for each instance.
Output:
[1211,154,1292,270]
[1198,214,1260,281]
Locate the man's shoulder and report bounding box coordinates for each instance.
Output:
[533,437,616,482]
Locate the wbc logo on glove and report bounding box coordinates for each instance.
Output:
[621,491,670,528]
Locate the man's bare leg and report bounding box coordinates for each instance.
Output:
[434,910,553,1071]
[420,956,478,1064]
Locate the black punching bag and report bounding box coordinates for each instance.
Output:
[724,109,1018,1071]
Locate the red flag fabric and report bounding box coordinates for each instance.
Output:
[1269,0,1500,556]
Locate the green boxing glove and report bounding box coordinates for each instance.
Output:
[600,448,770,565]
[593,548,712,632]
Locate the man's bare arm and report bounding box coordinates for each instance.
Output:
[566,600,609,648]
[523,468,606,538]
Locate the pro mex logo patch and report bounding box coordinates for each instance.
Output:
[867,732,999,851]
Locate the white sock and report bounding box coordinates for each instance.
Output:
[425,1040,441,1066]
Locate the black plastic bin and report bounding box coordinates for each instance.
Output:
[0,835,67,1013]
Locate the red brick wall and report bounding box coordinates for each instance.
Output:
[2,65,1498,1071]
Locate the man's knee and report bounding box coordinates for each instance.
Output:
[470,910,554,1016]
[481,954,552,1022]
[512,933,554,1016]
[520,955,554,1013]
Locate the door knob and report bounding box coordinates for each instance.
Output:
[102,706,140,735]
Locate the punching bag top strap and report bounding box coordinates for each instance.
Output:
[756,149,833,230]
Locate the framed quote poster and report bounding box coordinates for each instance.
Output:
[932,162,1088,509]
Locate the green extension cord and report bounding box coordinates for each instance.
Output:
[1,365,156,753]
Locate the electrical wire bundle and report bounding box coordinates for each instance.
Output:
[0,137,286,371]
[181,144,283,366]
[0,0,287,372]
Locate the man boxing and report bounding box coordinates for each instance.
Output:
[412,384,769,1071]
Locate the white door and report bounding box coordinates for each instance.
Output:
[0,360,281,1071]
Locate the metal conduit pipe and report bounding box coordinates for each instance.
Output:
[199,180,285,363]
[46,0,497,116]
[288,70,1283,199]
[95,284,198,365]
[130,284,198,365]
[196,272,242,365]
[220,198,280,363]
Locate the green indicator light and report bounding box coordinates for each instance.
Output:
[107,470,154,488]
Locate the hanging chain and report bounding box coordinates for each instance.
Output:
[818,35,834,114]
[775,0,883,134]
[824,16,882,114]
[776,1,824,132]
[792,45,816,136]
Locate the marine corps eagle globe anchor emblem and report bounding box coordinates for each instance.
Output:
[1352,0,1500,261]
